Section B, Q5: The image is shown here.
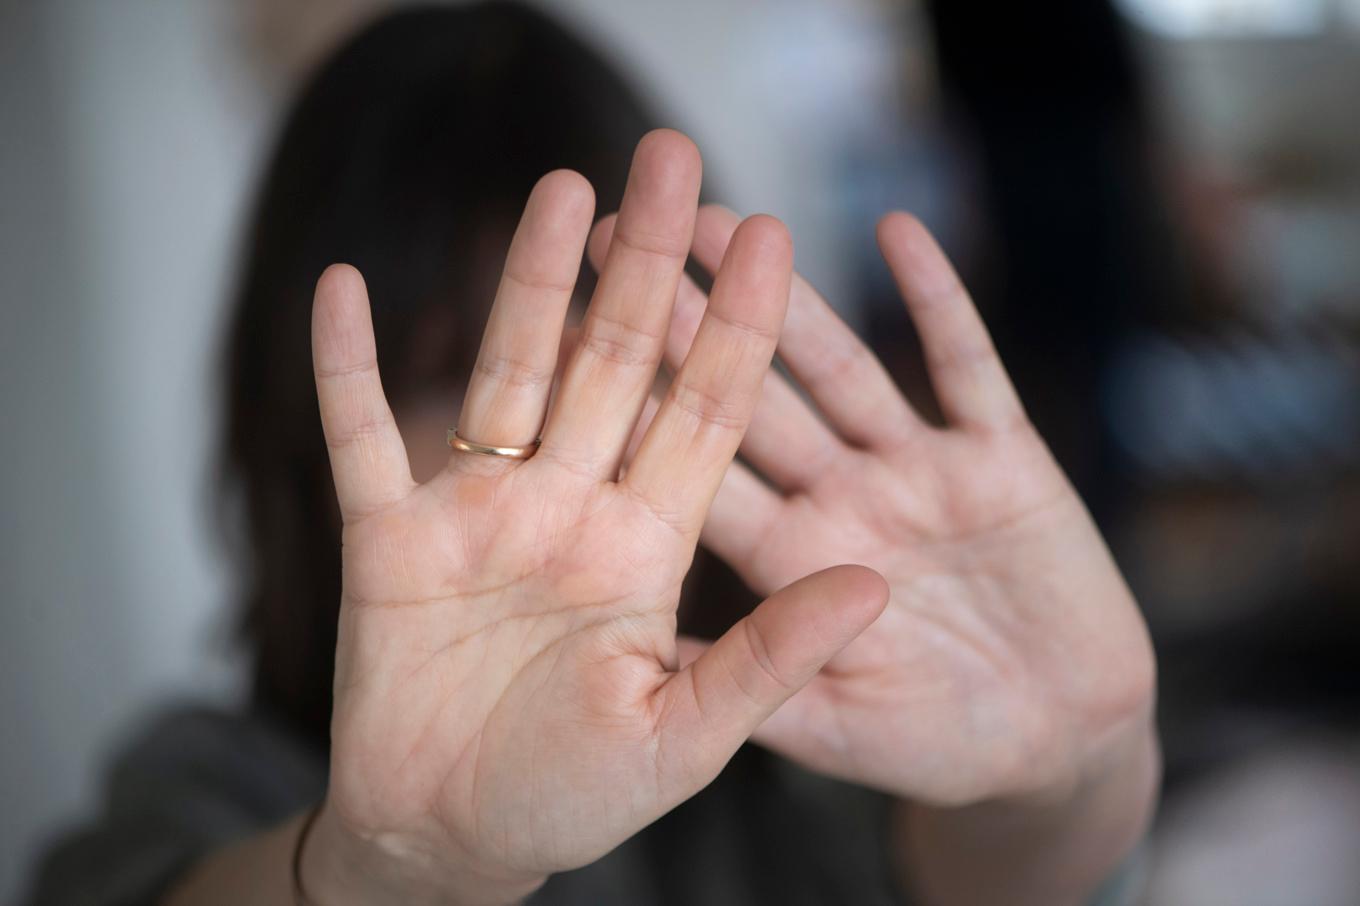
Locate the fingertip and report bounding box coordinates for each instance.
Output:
[702,215,793,326]
[877,212,961,299]
[312,264,378,376]
[626,130,703,216]
[876,210,928,252]
[635,128,703,182]
[313,264,370,349]
[537,167,593,198]
[745,212,794,254]
[833,564,891,620]
[735,214,793,266]
[315,262,365,301]
[534,169,596,220]
[782,565,889,649]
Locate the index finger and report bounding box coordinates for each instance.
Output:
[877,212,1025,432]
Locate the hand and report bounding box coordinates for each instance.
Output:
[589,206,1156,809]
[301,133,888,905]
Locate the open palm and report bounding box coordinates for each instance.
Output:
[307,134,887,903]
[592,207,1155,809]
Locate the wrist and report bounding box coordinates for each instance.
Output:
[299,798,546,906]
[1004,708,1161,816]
[893,721,1160,906]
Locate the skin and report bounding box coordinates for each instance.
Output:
[587,206,1160,905]
[167,129,1157,906]
[313,130,888,905]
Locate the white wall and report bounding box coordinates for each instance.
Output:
[0,2,264,896]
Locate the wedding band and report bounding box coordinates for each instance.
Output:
[447,429,540,460]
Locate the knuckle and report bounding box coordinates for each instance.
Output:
[613,225,690,261]
[667,380,747,430]
[502,267,577,295]
[741,618,791,693]
[473,351,555,388]
[709,308,779,345]
[580,332,653,368]
[315,358,379,381]
[580,313,662,368]
[325,415,392,451]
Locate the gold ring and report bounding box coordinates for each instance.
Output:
[447,429,540,460]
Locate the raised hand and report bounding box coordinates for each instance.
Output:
[300,133,888,905]
[589,205,1156,811]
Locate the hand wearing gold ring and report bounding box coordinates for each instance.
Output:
[301,130,889,906]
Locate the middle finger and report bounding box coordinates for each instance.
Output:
[539,129,701,479]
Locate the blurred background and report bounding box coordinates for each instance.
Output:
[1,0,1357,902]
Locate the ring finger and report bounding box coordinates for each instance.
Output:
[452,169,595,466]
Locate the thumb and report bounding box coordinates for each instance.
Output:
[653,565,887,790]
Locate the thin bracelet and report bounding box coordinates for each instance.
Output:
[292,803,324,906]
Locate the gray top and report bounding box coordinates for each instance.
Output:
[21,706,909,906]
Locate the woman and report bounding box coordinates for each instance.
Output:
[27,4,1157,904]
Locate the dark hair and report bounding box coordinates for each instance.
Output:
[219,2,671,746]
